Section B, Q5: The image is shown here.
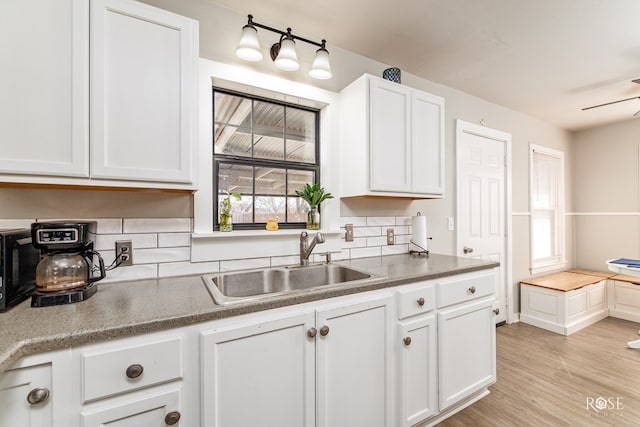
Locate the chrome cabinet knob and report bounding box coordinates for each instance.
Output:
[319,325,330,336]
[463,246,474,254]
[308,327,318,338]
[493,308,500,315]
[165,411,181,425]
[403,337,412,346]
[468,286,477,294]
[27,387,50,405]
[126,364,144,379]
[417,297,425,307]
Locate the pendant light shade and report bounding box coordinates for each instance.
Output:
[274,37,299,71]
[309,46,332,80]
[235,24,263,61]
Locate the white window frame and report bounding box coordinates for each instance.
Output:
[191,59,342,262]
[529,143,567,274]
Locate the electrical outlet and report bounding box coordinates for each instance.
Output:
[345,224,354,242]
[115,240,133,266]
[386,228,395,245]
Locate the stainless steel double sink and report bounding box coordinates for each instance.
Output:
[202,263,382,305]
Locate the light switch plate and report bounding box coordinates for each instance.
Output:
[345,224,354,242]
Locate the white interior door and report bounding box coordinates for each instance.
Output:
[456,120,512,324]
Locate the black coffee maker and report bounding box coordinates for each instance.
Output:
[31,221,105,307]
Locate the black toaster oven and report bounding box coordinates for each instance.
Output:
[0,228,40,311]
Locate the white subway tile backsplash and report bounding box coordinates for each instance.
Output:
[1,215,411,283]
[94,234,157,252]
[123,218,191,233]
[340,216,367,227]
[382,244,409,256]
[159,261,220,278]
[366,217,396,226]
[395,216,412,226]
[220,257,271,272]
[350,246,382,259]
[135,247,190,264]
[102,264,158,283]
[94,219,124,234]
[158,233,191,248]
[366,236,389,246]
[354,226,381,237]
[341,237,367,249]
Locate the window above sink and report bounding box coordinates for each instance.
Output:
[192,59,341,262]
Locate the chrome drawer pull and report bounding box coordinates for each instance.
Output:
[468,286,477,294]
[417,297,425,306]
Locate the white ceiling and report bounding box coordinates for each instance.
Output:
[206,0,640,131]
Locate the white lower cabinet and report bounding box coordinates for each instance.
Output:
[0,362,53,427]
[316,295,393,427]
[201,312,316,427]
[437,291,496,410]
[201,292,394,427]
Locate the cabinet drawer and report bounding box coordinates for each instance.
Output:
[397,283,435,319]
[82,337,182,402]
[437,271,495,308]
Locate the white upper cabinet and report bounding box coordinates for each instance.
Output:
[0,0,198,189]
[0,0,89,178]
[339,74,445,198]
[90,0,198,184]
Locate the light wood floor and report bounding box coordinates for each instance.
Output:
[438,317,640,426]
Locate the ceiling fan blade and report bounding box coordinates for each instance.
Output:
[582,96,640,111]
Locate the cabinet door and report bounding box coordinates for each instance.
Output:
[81,389,181,427]
[0,0,88,178]
[316,294,394,427]
[411,91,444,195]
[438,298,496,409]
[369,78,411,192]
[398,314,437,427]
[201,312,316,427]
[90,0,197,184]
[0,364,52,427]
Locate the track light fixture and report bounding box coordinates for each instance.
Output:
[235,14,332,80]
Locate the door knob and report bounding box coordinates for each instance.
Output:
[307,327,318,338]
[493,308,500,315]
[319,325,330,336]
[463,246,474,254]
[403,337,412,346]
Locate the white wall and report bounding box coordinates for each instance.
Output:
[572,119,640,270]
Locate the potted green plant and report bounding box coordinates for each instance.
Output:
[295,183,334,230]
[219,190,241,232]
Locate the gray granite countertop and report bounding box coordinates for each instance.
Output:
[0,253,498,373]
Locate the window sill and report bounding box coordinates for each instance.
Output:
[530,260,568,275]
[192,228,341,239]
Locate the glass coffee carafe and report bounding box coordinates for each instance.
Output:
[35,251,103,292]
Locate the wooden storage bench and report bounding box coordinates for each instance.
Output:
[520,270,613,335]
